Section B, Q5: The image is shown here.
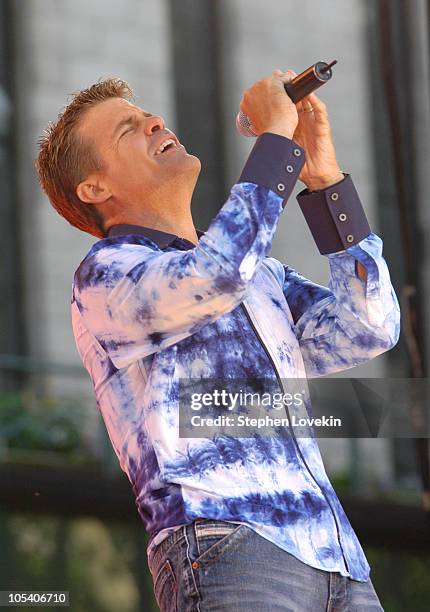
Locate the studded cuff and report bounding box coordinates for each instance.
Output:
[296,173,372,255]
[238,132,305,207]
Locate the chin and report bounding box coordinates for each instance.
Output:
[181,153,201,175]
[186,151,201,166]
[191,159,202,180]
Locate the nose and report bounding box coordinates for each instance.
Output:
[144,114,165,135]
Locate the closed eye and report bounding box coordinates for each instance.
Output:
[121,126,135,137]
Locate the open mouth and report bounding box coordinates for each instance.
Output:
[154,138,178,155]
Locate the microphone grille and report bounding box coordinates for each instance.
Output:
[236,111,257,138]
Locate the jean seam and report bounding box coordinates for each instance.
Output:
[148,529,187,578]
[184,525,202,612]
[326,572,333,612]
[194,522,201,557]
[154,559,178,611]
[342,576,348,609]
[194,525,246,567]
[345,576,351,610]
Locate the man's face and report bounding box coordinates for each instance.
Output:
[77,97,201,205]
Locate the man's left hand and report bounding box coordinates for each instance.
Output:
[289,79,343,192]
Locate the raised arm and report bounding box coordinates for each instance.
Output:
[269,173,401,378]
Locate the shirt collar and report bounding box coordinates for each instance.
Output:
[106,223,204,249]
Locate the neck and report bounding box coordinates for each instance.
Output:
[105,182,199,245]
[142,209,199,245]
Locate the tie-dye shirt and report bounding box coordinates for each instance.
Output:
[71,134,400,582]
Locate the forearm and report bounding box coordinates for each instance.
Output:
[284,231,400,378]
[301,172,368,280]
[296,173,372,285]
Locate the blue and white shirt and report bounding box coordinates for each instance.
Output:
[71,133,400,582]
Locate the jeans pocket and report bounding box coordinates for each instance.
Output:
[153,558,177,612]
[194,523,248,569]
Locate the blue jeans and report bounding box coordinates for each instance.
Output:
[147,519,384,611]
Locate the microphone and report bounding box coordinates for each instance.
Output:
[236,60,338,137]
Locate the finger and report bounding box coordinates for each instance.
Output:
[296,99,304,113]
[305,91,328,117]
[297,97,314,115]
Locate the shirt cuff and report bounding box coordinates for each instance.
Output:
[296,173,372,255]
[238,132,305,207]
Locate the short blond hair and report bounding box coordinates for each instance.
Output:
[35,78,133,238]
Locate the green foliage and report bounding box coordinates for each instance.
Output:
[0,511,158,612]
[366,547,430,612]
[329,471,352,495]
[0,390,82,453]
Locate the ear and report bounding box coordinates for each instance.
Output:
[76,174,112,205]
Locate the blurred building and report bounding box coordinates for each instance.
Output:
[3,0,414,486]
[1,1,429,609]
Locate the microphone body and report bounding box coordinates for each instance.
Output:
[236,60,337,137]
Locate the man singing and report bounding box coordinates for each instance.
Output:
[36,70,399,611]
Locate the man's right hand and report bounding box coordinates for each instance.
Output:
[239,69,299,140]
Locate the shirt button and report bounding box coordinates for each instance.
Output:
[330,192,339,201]
[346,234,354,243]
[293,148,301,157]
[277,182,286,192]
[338,213,347,221]
[285,165,294,173]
